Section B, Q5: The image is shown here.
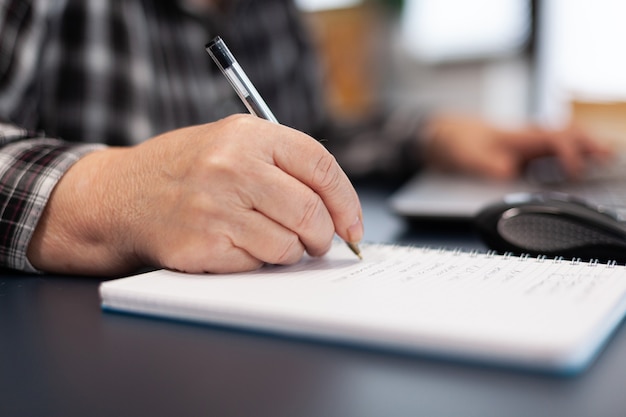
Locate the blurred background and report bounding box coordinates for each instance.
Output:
[296,0,626,150]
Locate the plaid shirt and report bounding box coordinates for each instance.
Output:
[0,0,423,272]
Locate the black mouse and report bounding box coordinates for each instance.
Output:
[474,192,626,263]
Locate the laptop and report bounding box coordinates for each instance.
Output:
[389,153,626,222]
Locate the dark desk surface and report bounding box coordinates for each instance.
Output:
[2,184,626,417]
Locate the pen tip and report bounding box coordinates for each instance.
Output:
[346,242,362,260]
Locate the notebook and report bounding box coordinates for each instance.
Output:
[389,154,626,221]
[100,241,626,375]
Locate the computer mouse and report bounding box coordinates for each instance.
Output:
[474,192,626,263]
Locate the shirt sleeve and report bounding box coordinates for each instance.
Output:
[0,123,104,272]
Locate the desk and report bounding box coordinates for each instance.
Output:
[2,183,626,417]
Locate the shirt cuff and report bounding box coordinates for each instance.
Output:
[0,138,106,273]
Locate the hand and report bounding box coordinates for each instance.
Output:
[27,115,364,275]
[423,114,612,179]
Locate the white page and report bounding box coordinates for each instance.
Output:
[100,242,626,374]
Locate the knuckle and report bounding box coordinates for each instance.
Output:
[202,152,233,176]
[199,146,243,181]
[222,112,254,127]
[220,113,259,138]
[163,238,224,271]
[314,234,334,257]
[297,193,324,231]
[272,234,304,265]
[164,237,264,274]
[311,151,340,191]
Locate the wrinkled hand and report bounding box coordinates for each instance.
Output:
[27,115,364,275]
[423,114,612,179]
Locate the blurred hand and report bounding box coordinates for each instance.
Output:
[27,114,364,275]
[423,114,613,179]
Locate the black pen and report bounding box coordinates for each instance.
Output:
[205,36,362,260]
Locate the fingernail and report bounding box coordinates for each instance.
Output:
[347,215,364,243]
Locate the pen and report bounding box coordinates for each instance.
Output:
[205,36,362,260]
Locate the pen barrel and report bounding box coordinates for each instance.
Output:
[225,64,279,123]
[206,37,234,69]
[206,36,278,123]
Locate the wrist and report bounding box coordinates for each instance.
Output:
[27,148,142,275]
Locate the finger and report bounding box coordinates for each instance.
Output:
[240,163,336,257]
[446,135,519,179]
[541,132,586,178]
[501,129,586,178]
[160,211,308,273]
[541,128,613,178]
[269,126,364,245]
[472,153,519,179]
[229,208,313,264]
[161,238,263,274]
[567,125,614,160]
